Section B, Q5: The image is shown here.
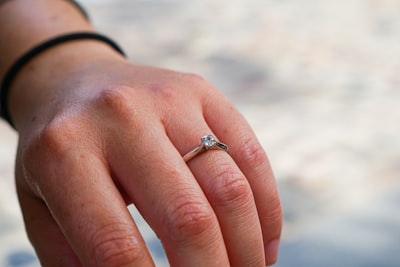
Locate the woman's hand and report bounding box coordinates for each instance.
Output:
[13,52,282,266]
[2,1,281,266]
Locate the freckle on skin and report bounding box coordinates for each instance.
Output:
[148,83,162,92]
[27,65,35,72]
[50,14,59,22]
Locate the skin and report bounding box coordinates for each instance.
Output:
[0,0,282,266]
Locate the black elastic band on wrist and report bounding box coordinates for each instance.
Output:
[0,32,126,128]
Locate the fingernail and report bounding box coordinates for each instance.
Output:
[265,239,280,266]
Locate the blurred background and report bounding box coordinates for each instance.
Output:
[1,0,399,266]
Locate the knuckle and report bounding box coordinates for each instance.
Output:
[150,82,179,102]
[95,86,138,122]
[177,71,212,93]
[151,72,207,102]
[240,136,268,169]
[183,73,214,94]
[93,86,152,138]
[19,112,98,195]
[166,195,216,241]
[211,164,253,207]
[22,114,81,166]
[91,223,144,266]
[39,118,76,154]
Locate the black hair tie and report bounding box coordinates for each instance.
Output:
[0,32,126,128]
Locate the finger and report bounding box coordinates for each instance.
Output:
[106,123,230,267]
[204,91,283,265]
[166,115,265,267]
[16,182,81,267]
[27,141,154,267]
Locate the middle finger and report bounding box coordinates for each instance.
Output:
[107,123,230,266]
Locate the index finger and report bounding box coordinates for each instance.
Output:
[26,133,154,267]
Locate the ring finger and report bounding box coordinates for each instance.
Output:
[167,115,265,267]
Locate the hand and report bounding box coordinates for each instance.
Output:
[13,50,282,266]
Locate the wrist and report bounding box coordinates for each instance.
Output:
[8,39,127,132]
[0,0,127,131]
[0,0,92,75]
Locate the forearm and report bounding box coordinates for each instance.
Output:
[0,0,125,131]
[0,0,92,75]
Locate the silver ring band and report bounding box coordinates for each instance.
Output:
[183,134,229,162]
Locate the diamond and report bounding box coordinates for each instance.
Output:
[201,135,216,149]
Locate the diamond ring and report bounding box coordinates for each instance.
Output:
[183,134,229,162]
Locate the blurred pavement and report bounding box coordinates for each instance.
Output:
[1,0,399,266]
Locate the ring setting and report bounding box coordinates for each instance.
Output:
[183,134,228,162]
